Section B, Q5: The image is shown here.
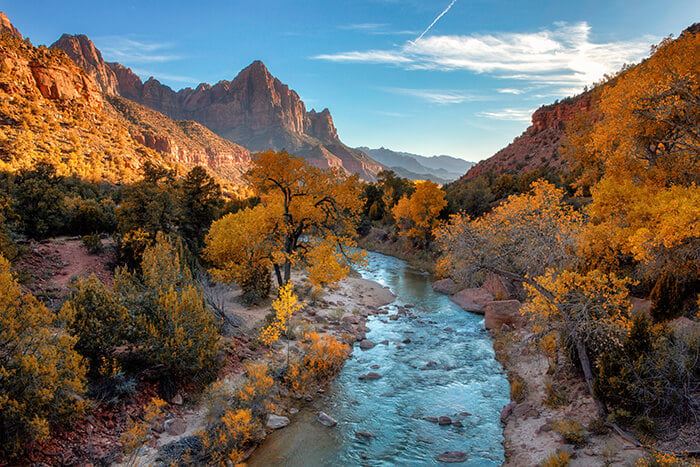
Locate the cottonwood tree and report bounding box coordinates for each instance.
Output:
[205,151,365,299]
[436,181,619,414]
[392,180,447,248]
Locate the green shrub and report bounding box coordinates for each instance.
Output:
[64,274,130,368]
[82,233,103,254]
[0,255,87,457]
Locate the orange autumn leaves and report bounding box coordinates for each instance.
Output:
[392,180,447,247]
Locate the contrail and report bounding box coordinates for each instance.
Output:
[415,0,458,42]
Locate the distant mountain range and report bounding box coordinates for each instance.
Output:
[357,147,475,184]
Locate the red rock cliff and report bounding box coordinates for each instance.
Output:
[462,92,594,180]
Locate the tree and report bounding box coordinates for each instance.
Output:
[391,180,447,248]
[436,180,583,286]
[179,166,223,254]
[564,30,700,296]
[205,151,365,293]
[259,281,304,346]
[11,162,68,239]
[0,255,86,456]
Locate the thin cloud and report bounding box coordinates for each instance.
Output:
[497,88,523,95]
[95,36,182,64]
[386,87,487,104]
[477,108,535,122]
[314,22,655,93]
[338,23,418,36]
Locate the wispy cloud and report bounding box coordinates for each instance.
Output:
[497,88,523,95]
[338,22,418,36]
[477,108,535,122]
[95,36,182,64]
[314,22,655,94]
[386,87,487,104]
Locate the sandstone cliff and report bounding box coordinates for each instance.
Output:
[461,92,594,180]
[0,17,250,185]
[51,34,119,95]
[50,34,384,180]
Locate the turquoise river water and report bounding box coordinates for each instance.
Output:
[248,251,510,466]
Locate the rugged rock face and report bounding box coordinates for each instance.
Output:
[50,34,119,95]
[0,12,22,39]
[51,35,384,179]
[105,95,251,183]
[0,28,103,108]
[461,92,594,180]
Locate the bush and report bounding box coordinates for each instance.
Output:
[510,374,528,403]
[64,275,130,368]
[540,450,571,467]
[0,255,87,457]
[82,233,103,254]
[286,332,348,394]
[551,418,587,447]
[595,313,700,422]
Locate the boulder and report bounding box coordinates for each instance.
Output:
[500,402,517,423]
[437,451,468,463]
[359,339,376,350]
[450,288,494,314]
[356,431,374,438]
[164,418,187,436]
[438,416,452,426]
[316,412,338,427]
[266,414,290,430]
[359,371,382,380]
[482,273,515,300]
[484,300,523,330]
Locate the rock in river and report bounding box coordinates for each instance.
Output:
[266,414,290,429]
[317,412,338,427]
[359,339,376,350]
[437,451,468,463]
[359,371,382,380]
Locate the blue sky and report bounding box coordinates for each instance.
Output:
[4,1,697,161]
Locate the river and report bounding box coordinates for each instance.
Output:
[249,252,510,466]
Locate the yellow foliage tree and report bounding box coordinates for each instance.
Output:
[259,281,304,346]
[206,150,365,296]
[392,180,447,247]
[564,30,700,279]
[0,255,87,456]
[436,180,583,285]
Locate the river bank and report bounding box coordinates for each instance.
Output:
[122,271,395,466]
[248,251,510,465]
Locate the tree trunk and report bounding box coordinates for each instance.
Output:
[273,264,283,288]
[572,335,607,417]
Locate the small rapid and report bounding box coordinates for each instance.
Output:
[249,252,509,466]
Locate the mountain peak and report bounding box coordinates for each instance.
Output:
[0,12,22,39]
[50,33,119,95]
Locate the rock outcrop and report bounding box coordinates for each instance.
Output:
[50,33,384,179]
[0,12,22,39]
[51,34,119,95]
[119,60,383,180]
[460,92,594,180]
